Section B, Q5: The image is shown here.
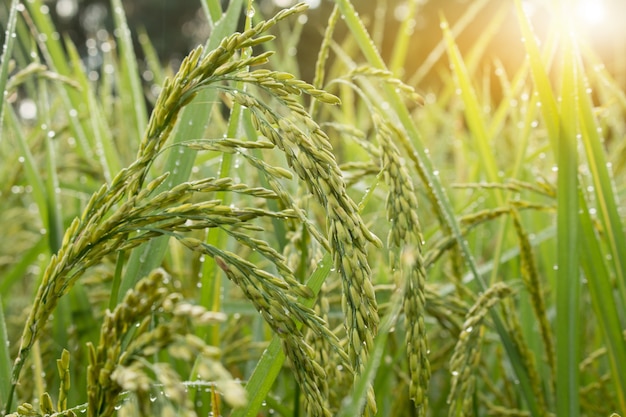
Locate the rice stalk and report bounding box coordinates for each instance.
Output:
[510,209,555,392]
[0,0,22,137]
[377,119,429,413]
[447,282,513,416]
[228,70,382,414]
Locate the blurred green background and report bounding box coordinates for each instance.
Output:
[3,0,625,92]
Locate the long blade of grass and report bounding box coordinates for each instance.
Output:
[555,27,581,417]
[577,58,626,310]
[23,0,94,160]
[110,0,148,140]
[515,2,582,414]
[0,0,21,138]
[200,0,255,346]
[39,80,63,253]
[388,0,419,75]
[407,0,491,86]
[0,298,13,414]
[576,43,626,414]
[577,193,626,413]
[333,1,543,414]
[441,16,502,202]
[64,38,121,181]
[4,105,48,226]
[514,0,559,146]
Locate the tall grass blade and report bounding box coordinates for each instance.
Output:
[576,41,626,414]
[441,16,502,201]
[577,193,626,413]
[4,106,48,227]
[577,58,626,310]
[0,298,13,414]
[388,0,418,75]
[0,0,21,137]
[515,2,581,414]
[555,28,581,417]
[40,82,63,253]
[514,0,559,145]
[200,0,255,347]
[24,0,94,160]
[64,38,121,181]
[110,0,148,140]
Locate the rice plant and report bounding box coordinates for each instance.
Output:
[1,0,625,416]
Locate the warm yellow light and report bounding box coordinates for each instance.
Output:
[576,0,607,26]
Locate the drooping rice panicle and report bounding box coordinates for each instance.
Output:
[377,119,430,413]
[501,299,548,415]
[510,208,555,393]
[7,7,317,407]
[447,282,512,416]
[228,73,381,414]
[85,268,242,417]
[176,232,352,416]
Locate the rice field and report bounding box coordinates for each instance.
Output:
[1,0,625,416]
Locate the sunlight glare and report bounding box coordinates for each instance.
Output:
[576,0,606,26]
[272,0,320,9]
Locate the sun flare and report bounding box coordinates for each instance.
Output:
[575,0,607,26]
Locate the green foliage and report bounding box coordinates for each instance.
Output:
[1,0,625,416]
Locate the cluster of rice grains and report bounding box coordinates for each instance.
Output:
[86,269,243,417]
[447,283,512,416]
[5,3,383,417]
[224,26,387,417]
[378,121,430,415]
[8,270,243,417]
[228,71,382,415]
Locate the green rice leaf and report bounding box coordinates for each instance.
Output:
[0,297,13,414]
[576,39,626,414]
[577,194,626,413]
[110,0,148,140]
[0,0,21,134]
[554,29,580,417]
[441,16,502,201]
[576,57,626,310]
